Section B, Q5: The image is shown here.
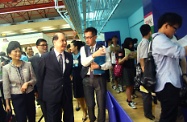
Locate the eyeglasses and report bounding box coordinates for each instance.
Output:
[169,24,178,31]
[84,35,95,40]
[38,44,48,47]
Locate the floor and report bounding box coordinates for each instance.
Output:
[35,82,158,122]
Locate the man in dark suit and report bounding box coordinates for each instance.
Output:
[80,27,111,122]
[29,38,48,121]
[38,33,74,122]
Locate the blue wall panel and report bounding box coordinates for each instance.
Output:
[102,18,130,44]
[152,0,187,38]
[128,7,144,43]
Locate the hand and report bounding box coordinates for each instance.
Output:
[6,104,11,112]
[90,62,100,70]
[183,75,187,84]
[92,47,106,58]
[21,82,29,93]
[34,92,39,99]
[184,46,187,56]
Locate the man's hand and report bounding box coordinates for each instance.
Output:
[92,47,106,58]
[90,62,100,70]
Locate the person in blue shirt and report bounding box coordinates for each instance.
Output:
[152,12,187,122]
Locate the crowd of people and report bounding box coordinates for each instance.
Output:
[0,12,187,122]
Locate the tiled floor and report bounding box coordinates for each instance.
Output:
[36,82,157,122]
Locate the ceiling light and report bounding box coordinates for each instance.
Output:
[41,26,56,31]
[61,24,70,29]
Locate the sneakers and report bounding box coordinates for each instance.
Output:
[128,101,137,109]
[119,85,124,92]
[112,85,117,90]
[115,88,120,93]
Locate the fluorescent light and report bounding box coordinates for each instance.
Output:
[61,24,70,29]
[21,28,37,33]
[41,26,56,31]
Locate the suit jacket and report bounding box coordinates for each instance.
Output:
[29,54,41,92]
[38,50,73,103]
[2,61,36,99]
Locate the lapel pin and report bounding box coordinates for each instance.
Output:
[66,59,69,63]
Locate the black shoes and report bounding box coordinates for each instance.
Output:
[145,115,155,120]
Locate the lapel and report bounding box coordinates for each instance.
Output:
[63,51,69,76]
[50,50,62,74]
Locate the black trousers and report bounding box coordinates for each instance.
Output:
[142,92,153,117]
[156,83,180,122]
[83,76,106,122]
[46,86,74,122]
[0,97,6,122]
[11,91,35,122]
[38,99,47,121]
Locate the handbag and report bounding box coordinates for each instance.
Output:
[142,41,156,92]
[134,63,142,89]
[113,59,123,77]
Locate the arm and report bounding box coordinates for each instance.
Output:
[21,62,37,93]
[80,46,94,67]
[154,35,185,59]
[2,66,12,112]
[139,58,145,72]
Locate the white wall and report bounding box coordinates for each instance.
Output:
[0,33,52,53]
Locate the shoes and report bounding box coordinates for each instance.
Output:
[145,115,155,120]
[82,117,87,122]
[128,101,137,109]
[112,85,117,90]
[126,99,137,105]
[75,107,80,111]
[115,88,120,94]
[119,85,124,92]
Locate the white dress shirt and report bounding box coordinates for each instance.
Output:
[54,48,65,73]
[80,44,112,75]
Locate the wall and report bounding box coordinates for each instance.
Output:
[102,18,130,43]
[152,0,187,38]
[128,7,144,43]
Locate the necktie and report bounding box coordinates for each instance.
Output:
[90,47,94,78]
[59,54,63,73]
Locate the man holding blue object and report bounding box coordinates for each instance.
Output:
[80,27,112,122]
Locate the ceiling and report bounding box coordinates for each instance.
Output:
[0,0,142,39]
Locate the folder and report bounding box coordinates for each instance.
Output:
[93,56,105,75]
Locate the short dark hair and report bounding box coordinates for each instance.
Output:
[158,12,182,29]
[36,38,47,46]
[25,45,32,51]
[112,35,118,39]
[67,44,70,49]
[140,24,151,37]
[122,37,134,51]
[84,27,97,36]
[7,41,21,55]
[71,40,85,51]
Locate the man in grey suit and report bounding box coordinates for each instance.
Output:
[29,38,48,121]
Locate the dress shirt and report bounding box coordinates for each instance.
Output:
[137,38,149,64]
[152,33,185,92]
[80,44,111,75]
[54,48,65,73]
